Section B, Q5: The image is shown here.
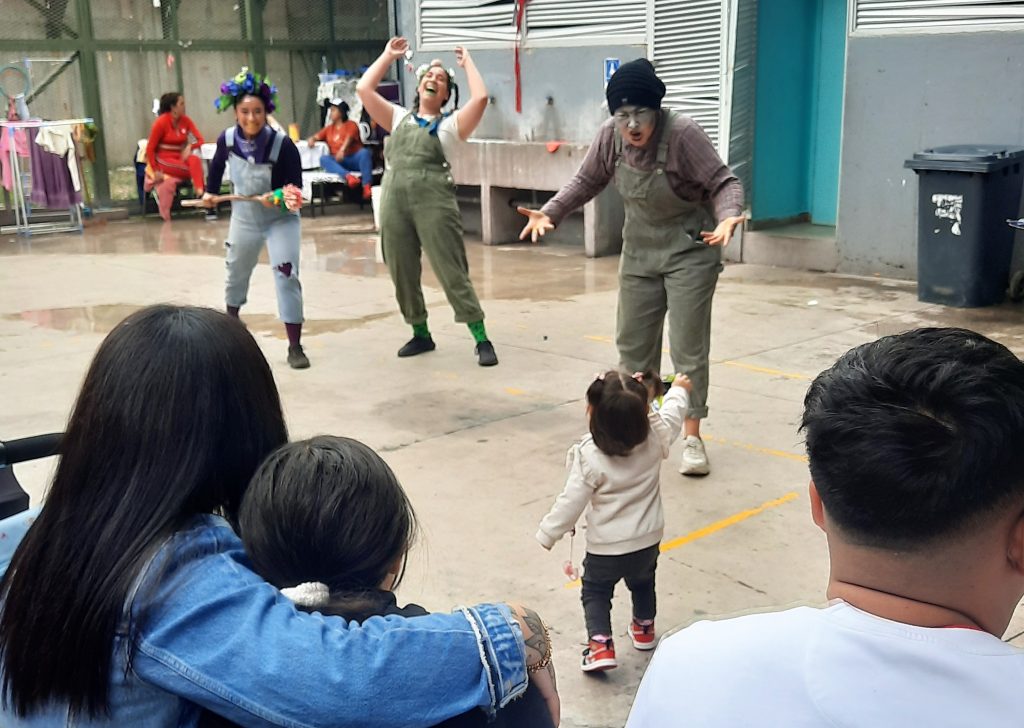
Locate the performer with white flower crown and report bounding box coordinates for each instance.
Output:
[357,37,498,367]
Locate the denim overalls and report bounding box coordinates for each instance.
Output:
[223,126,303,325]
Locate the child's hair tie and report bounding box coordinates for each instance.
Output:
[280,581,330,607]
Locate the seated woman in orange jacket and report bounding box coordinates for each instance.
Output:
[307,100,373,200]
[145,91,205,220]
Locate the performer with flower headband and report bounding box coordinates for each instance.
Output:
[357,37,498,367]
[202,68,310,370]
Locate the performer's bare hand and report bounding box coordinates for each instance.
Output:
[517,206,555,244]
[199,192,216,208]
[700,215,745,246]
[385,37,409,62]
[258,192,277,209]
[282,184,303,212]
[153,170,165,183]
[455,46,471,67]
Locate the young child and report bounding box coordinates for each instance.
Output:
[201,435,554,728]
[537,370,691,672]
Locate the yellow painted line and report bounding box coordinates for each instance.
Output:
[564,491,800,588]
[701,434,808,463]
[584,334,613,343]
[504,387,526,396]
[720,360,811,381]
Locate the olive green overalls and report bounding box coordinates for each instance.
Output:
[379,111,485,326]
[613,109,723,420]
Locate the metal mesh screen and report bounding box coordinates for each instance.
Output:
[96,51,177,199]
[2,51,84,119]
[265,49,319,137]
[3,0,80,40]
[0,0,391,203]
[334,0,389,41]
[180,50,251,141]
[92,0,169,40]
[263,0,331,41]
[177,0,245,40]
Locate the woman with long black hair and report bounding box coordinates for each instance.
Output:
[0,305,558,727]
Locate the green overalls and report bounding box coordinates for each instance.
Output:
[613,110,723,420]
[380,111,485,326]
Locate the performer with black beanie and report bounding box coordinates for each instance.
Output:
[518,58,745,476]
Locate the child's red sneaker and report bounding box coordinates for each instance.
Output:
[629,619,657,650]
[345,173,360,188]
[362,184,372,201]
[581,638,617,672]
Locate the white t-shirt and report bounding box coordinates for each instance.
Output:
[389,103,462,169]
[626,601,1024,727]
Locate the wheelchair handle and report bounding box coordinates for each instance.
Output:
[0,433,63,468]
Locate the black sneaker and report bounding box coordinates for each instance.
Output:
[475,340,498,367]
[287,345,310,369]
[397,336,436,358]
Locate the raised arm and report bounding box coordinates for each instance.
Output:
[357,37,408,133]
[453,46,486,140]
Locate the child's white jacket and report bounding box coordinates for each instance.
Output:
[536,387,689,556]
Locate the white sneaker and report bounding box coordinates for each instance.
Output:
[679,435,710,476]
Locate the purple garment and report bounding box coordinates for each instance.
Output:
[28,128,81,208]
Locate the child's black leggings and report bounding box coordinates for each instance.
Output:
[581,543,659,637]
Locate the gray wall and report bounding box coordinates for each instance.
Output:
[837,31,1024,277]
[395,0,644,143]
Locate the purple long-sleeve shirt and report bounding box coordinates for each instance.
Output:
[541,113,744,227]
[205,124,302,193]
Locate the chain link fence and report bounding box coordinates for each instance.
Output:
[0,0,390,203]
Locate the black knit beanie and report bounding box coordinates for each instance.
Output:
[605,58,666,115]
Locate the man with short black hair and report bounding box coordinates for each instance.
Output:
[626,328,1024,727]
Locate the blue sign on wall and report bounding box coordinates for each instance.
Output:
[604,58,620,87]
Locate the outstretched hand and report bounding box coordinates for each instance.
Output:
[384,37,409,62]
[454,46,471,67]
[700,215,746,247]
[517,206,555,244]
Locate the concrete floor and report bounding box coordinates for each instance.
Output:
[4,208,1024,727]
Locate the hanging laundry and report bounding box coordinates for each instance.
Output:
[35,125,81,191]
[0,125,29,191]
[28,128,82,208]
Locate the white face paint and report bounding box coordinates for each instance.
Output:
[613,105,658,147]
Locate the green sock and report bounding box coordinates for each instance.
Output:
[413,322,430,339]
[467,320,488,343]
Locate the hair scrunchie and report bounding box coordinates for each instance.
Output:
[280,581,330,608]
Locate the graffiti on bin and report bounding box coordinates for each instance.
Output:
[931,193,963,236]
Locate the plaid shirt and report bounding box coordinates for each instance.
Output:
[541,112,744,227]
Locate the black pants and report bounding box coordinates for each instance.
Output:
[581,543,659,638]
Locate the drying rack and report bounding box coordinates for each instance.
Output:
[1,117,92,236]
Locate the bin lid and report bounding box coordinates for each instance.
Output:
[905,144,1024,173]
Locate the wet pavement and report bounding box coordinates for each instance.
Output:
[4,207,1024,727]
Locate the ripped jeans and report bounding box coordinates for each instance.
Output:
[224,204,303,323]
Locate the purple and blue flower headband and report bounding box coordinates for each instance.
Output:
[215,67,278,114]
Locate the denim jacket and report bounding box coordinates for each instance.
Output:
[0,513,528,727]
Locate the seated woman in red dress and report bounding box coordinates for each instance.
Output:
[145,91,205,220]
